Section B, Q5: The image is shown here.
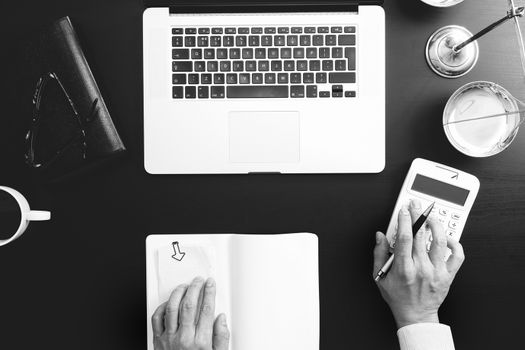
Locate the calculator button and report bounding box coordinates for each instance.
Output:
[451,213,461,220]
[448,220,459,230]
[439,208,449,216]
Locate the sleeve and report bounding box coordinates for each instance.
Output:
[397,323,455,350]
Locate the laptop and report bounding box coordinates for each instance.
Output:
[143,1,385,174]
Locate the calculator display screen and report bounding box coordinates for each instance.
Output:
[411,174,470,206]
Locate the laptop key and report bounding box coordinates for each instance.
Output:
[278,27,289,34]
[271,61,282,71]
[236,36,247,47]
[225,27,236,34]
[173,86,184,99]
[198,86,209,98]
[172,36,183,47]
[307,85,318,98]
[275,36,286,46]
[339,35,356,46]
[329,72,356,83]
[226,73,238,84]
[300,35,311,46]
[345,47,356,70]
[316,72,327,83]
[319,91,330,98]
[220,61,231,72]
[173,49,190,59]
[224,36,235,47]
[197,37,208,47]
[188,74,199,84]
[306,47,317,58]
[287,35,299,46]
[331,26,343,33]
[326,35,337,46]
[207,61,218,72]
[284,60,295,71]
[335,60,347,71]
[195,61,206,72]
[191,49,202,59]
[305,27,316,33]
[185,28,197,34]
[239,74,251,84]
[211,86,225,98]
[252,27,263,34]
[313,35,324,46]
[310,60,321,71]
[303,73,314,84]
[297,60,308,71]
[292,27,303,34]
[172,61,193,72]
[255,48,266,59]
[172,28,183,35]
[318,27,329,33]
[253,73,263,84]
[238,27,250,34]
[230,49,241,59]
[242,48,254,59]
[217,49,228,59]
[210,36,221,47]
[249,36,260,47]
[202,74,212,84]
[185,86,196,98]
[281,48,292,59]
[185,36,196,47]
[233,61,244,71]
[265,27,277,34]
[332,47,343,58]
[246,61,257,72]
[290,85,305,98]
[214,74,225,84]
[319,48,330,58]
[345,91,356,98]
[172,74,186,85]
[322,60,334,71]
[227,86,288,98]
[344,26,356,33]
[293,48,305,59]
[265,73,276,84]
[291,73,302,84]
[258,60,270,71]
[198,28,210,34]
[332,85,343,98]
[261,36,273,46]
[212,28,223,34]
[278,73,289,84]
[204,49,215,59]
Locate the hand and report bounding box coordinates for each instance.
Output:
[152,277,230,350]
[373,199,466,329]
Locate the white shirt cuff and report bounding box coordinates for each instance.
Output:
[397,323,455,350]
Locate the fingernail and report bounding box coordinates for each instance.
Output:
[206,278,215,287]
[194,276,204,283]
[220,313,228,326]
[410,199,421,209]
[401,205,410,215]
[375,232,382,244]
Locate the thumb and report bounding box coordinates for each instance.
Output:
[373,232,390,277]
[213,313,230,350]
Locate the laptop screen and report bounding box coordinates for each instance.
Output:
[145,1,383,9]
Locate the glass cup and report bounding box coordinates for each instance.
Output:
[443,81,525,157]
[0,186,51,247]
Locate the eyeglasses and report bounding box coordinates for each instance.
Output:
[25,72,99,169]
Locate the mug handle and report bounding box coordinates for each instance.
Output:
[27,210,51,221]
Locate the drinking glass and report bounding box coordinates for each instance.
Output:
[443,81,525,157]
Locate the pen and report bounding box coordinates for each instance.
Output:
[374,202,435,282]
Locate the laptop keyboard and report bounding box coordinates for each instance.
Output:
[171,26,357,99]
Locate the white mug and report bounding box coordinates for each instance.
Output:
[0,186,51,247]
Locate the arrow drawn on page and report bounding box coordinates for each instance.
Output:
[171,242,186,261]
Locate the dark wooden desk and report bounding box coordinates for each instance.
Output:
[0,0,523,349]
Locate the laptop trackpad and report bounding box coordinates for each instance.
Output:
[228,111,300,163]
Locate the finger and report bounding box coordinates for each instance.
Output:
[409,200,431,265]
[393,205,414,268]
[196,278,217,343]
[428,217,447,270]
[373,232,390,277]
[213,314,230,350]
[446,236,465,276]
[164,284,189,335]
[152,302,167,338]
[179,277,205,329]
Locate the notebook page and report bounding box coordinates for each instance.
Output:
[230,233,319,350]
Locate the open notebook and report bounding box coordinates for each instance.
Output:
[146,233,319,350]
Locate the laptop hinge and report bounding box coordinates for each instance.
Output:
[168,2,359,14]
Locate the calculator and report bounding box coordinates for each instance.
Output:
[386,159,480,251]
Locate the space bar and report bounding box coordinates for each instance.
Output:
[227,86,289,98]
